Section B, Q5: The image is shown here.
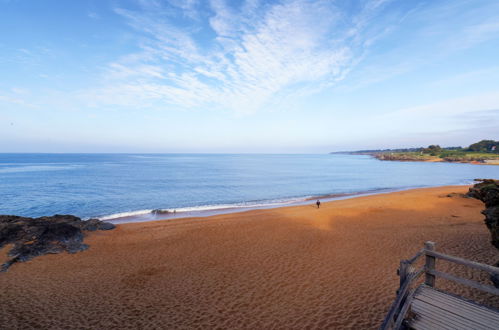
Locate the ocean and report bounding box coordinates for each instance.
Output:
[0,153,497,223]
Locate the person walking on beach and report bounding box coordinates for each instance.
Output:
[316,200,321,208]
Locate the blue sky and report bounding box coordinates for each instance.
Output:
[0,0,498,153]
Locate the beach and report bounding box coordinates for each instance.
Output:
[1,185,498,329]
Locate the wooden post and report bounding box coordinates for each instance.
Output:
[424,241,436,287]
[399,260,409,289]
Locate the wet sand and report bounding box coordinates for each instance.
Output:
[1,185,498,329]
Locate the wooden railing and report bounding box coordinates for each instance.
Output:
[380,241,499,330]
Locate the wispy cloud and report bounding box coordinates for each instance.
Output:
[85,0,395,113]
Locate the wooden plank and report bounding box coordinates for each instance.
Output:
[409,317,453,330]
[412,301,496,330]
[380,267,424,329]
[409,301,472,330]
[379,275,414,330]
[416,293,499,325]
[411,293,498,330]
[416,287,499,325]
[407,318,442,330]
[426,250,499,275]
[411,266,425,281]
[413,296,498,329]
[410,299,494,330]
[393,288,417,329]
[407,249,425,264]
[410,312,475,330]
[418,286,499,317]
[409,317,455,330]
[414,287,499,328]
[428,269,499,295]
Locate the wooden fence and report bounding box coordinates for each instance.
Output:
[380,241,499,330]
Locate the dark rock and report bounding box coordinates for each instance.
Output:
[446,193,466,198]
[152,209,169,215]
[79,218,115,231]
[97,222,116,230]
[466,179,499,207]
[466,179,499,287]
[0,214,115,272]
[482,206,499,249]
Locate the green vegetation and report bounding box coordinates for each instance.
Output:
[468,140,499,153]
[423,145,442,156]
[373,140,499,164]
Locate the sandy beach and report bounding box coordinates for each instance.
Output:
[1,185,498,329]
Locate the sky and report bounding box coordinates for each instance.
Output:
[0,0,498,153]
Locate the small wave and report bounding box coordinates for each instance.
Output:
[170,198,311,213]
[97,183,473,223]
[0,165,83,173]
[98,209,154,220]
[183,203,271,212]
[98,196,312,221]
[130,155,160,159]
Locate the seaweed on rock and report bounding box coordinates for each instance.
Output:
[0,214,115,272]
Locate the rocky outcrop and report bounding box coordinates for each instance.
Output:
[466,179,499,287]
[467,179,499,249]
[0,214,115,272]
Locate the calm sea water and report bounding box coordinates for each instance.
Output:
[0,153,497,222]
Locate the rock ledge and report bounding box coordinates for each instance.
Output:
[0,214,115,272]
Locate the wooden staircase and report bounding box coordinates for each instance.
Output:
[380,242,499,330]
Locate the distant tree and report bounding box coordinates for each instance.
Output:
[422,145,442,156]
[467,140,499,153]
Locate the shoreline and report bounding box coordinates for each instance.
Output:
[118,184,473,228]
[1,185,498,329]
[378,157,499,165]
[103,184,469,224]
[370,153,499,165]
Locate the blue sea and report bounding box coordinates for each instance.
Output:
[0,153,497,223]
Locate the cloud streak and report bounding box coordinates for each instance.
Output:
[87,0,394,113]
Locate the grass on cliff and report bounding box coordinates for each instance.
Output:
[380,151,499,162]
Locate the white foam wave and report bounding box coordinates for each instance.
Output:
[98,196,312,221]
[98,209,154,220]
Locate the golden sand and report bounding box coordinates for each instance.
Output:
[1,186,498,329]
